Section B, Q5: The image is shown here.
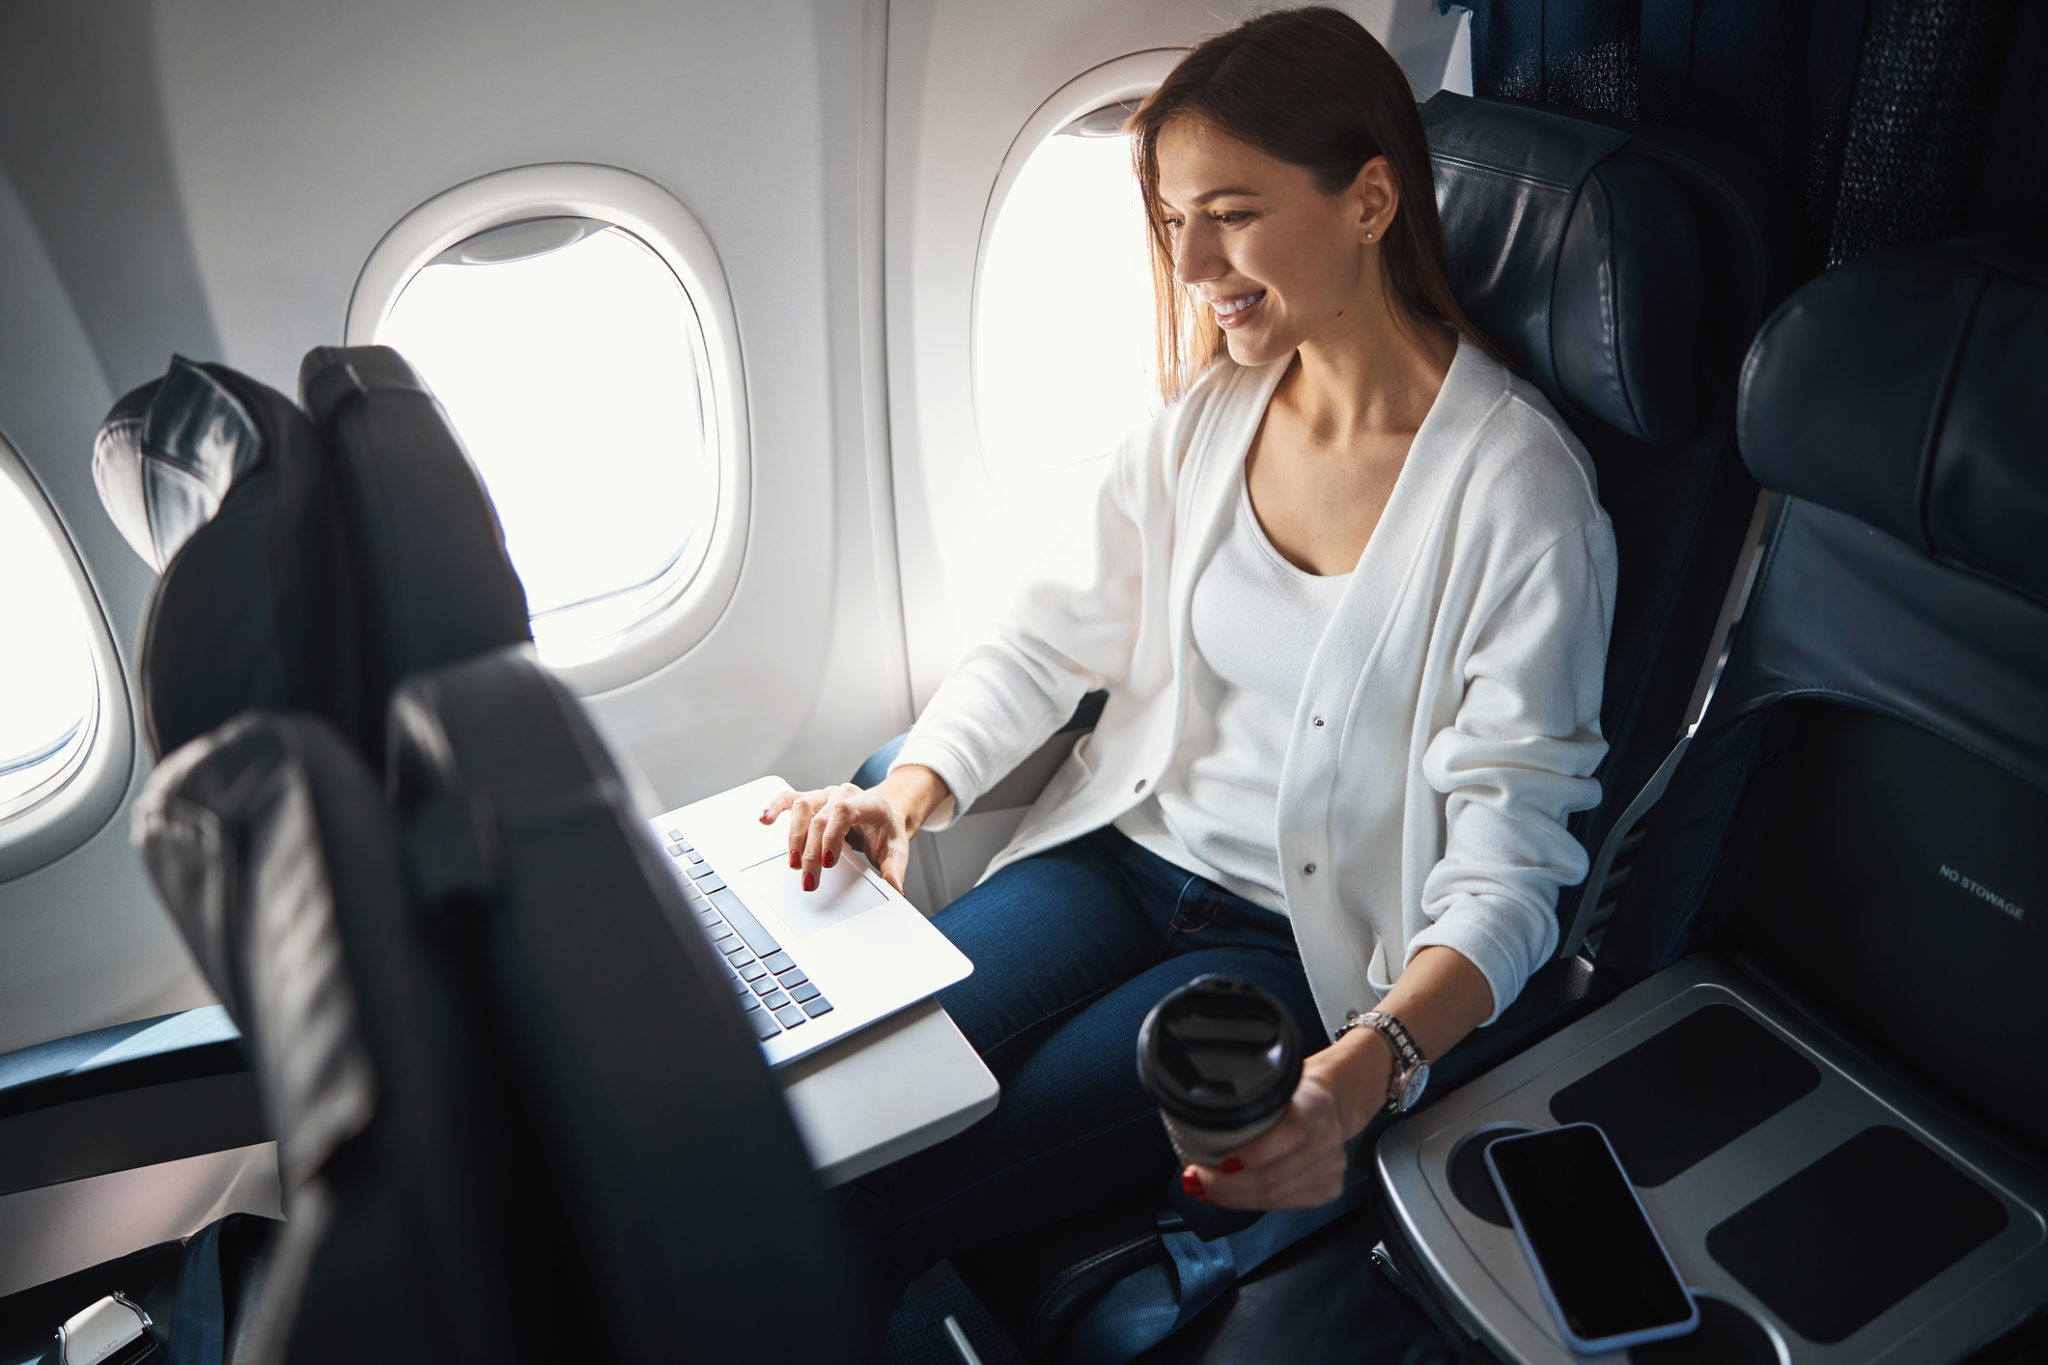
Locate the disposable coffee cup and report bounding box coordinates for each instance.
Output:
[1136,974,1303,1167]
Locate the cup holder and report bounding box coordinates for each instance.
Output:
[1629,1296,1786,1364]
[1446,1123,1535,1227]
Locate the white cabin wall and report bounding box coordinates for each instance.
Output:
[0,0,910,1050]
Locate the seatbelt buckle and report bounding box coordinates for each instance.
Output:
[55,1293,159,1365]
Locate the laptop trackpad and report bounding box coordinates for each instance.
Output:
[738,855,889,940]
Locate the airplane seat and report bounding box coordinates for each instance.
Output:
[92,345,532,767]
[1375,235,2048,1363]
[124,645,866,1361]
[1596,233,2048,1136]
[937,92,1802,1362]
[9,349,540,1352]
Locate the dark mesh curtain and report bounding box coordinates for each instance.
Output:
[1441,0,2046,269]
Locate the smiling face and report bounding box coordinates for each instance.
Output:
[1153,116,1394,370]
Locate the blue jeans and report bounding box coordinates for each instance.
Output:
[835,823,1324,1326]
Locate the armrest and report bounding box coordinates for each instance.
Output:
[1422,953,1610,1102]
[0,1007,266,1197]
[848,690,1107,806]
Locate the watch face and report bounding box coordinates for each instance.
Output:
[1397,1060,1430,1113]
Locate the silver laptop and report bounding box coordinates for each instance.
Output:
[647,775,973,1067]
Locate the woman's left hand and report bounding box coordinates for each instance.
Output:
[1185,1029,1391,1210]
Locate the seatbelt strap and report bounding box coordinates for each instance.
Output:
[1158,1211,1240,1329]
[1057,1177,1374,1365]
[1050,1212,1237,1365]
[163,1217,229,1365]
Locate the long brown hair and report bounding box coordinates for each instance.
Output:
[1127,4,1509,402]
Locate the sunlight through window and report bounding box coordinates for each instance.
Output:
[0,473,99,822]
[975,125,1162,482]
[378,221,714,664]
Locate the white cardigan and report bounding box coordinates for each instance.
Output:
[893,337,1617,1031]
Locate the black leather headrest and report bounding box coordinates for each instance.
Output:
[1424,92,1704,446]
[96,360,363,759]
[1738,236,2048,603]
[96,347,533,763]
[93,356,269,572]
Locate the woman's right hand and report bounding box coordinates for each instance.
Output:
[760,775,934,895]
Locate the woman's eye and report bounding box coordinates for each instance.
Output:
[1159,212,1248,232]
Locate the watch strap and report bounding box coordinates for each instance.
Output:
[1335,1009,1428,1112]
[1357,1010,1425,1071]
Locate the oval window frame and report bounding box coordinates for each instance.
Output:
[970,50,1183,488]
[347,163,750,695]
[0,436,133,879]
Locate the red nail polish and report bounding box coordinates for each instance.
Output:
[1221,1158,1244,1175]
[824,850,836,869]
[790,852,800,869]
[1181,1172,1198,1192]
[804,872,817,892]
[1195,1193,1212,1205]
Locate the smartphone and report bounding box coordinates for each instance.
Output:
[1484,1122,1700,1354]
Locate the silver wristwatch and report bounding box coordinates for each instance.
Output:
[1334,1008,1431,1114]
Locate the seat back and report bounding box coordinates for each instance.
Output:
[1429,93,1801,949]
[134,648,865,1362]
[94,346,531,766]
[1597,236,2048,1157]
[384,647,864,1359]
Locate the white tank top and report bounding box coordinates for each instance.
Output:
[1114,467,1350,915]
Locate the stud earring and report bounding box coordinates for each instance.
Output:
[1366,230,1375,240]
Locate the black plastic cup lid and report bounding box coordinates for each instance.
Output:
[1136,974,1302,1130]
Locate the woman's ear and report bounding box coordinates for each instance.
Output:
[1348,154,1400,242]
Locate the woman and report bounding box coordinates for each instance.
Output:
[765,2,1616,1333]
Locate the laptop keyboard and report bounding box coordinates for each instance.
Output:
[664,829,835,1041]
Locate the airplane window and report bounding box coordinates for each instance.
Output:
[974,110,1163,482]
[0,466,101,824]
[377,218,715,665]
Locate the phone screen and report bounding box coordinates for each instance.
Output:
[1486,1124,1697,1349]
